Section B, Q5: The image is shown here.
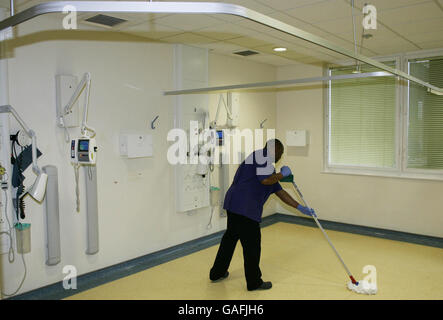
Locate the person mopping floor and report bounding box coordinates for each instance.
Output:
[209,139,316,291]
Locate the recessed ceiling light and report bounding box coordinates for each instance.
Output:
[273,47,287,52]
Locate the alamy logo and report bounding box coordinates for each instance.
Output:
[362,265,377,290]
[167,123,277,175]
[362,4,377,30]
[62,265,77,290]
[62,5,77,30]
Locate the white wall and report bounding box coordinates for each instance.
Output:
[208,54,278,217]
[276,63,443,238]
[0,15,277,296]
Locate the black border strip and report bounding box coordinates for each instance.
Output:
[7,213,443,300]
[275,214,443,249]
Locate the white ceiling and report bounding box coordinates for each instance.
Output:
[4,0,443,66]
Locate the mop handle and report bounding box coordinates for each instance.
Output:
[292,181,357,284]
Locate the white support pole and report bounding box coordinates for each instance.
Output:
[0,7,12,301]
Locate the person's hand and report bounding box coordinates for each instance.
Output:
[280,166,292,177]
[297,205,317,217]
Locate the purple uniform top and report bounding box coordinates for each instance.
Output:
[223,149,282,222]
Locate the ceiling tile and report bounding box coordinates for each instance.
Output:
[210,0,276,23]
[193,22,257,40]
[233,18,280,35]
[263,23,349,54]
[358,0,434,12]
[159,32,218,45]
[203,41,249,54]
[370,43,421,55]
[265,11,310,28]
[253,44,307,58]
[78,12,158,31]
[226,33,278,48]
[415,39,443,50]
[227,0,276,14]
[11,0,443,68]
[255,0,328,11]
[13,0,46,11]
[123,21,184,39]
[285,0,361,23]
[77,3,172,22]
[314,16,366,36]
[387,17,443,37]
[294,56,325,65]
[378,1,443,26]
[265,29,315,47]
[333,23,400,44]
[293,22,351,39]
[405,30,443,43]
[153,13,224,31]
[271,38,345,62]
[361,35,416,49]
[246,53,295,66]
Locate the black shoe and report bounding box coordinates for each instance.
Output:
[211,271,229,283]
[248,281,272,291]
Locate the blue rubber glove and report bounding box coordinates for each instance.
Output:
[297,205,317,217]
[280,166,292,177]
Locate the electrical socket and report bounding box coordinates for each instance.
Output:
[0,203,5,225]
[0,236,11,255]
[0,215,9,255]
[0,214,6,226]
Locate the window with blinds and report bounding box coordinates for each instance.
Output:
[328,62,397,169]
[407,58,443,170]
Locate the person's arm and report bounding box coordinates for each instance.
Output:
[275,189,300,209]
[260,172,283,185]
[275,189,317,217]
[259,166,291,186]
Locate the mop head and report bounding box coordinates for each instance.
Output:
[347,280,377,295]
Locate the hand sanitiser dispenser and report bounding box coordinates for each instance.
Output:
[70,137,97,165]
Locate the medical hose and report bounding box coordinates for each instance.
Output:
[74,163,80,212]
[0,189,28,297]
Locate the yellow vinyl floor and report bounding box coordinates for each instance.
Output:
[67,222,443,300]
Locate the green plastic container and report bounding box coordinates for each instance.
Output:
[15,223,31,254]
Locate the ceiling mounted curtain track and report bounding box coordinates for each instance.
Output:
[164,71,394,95]
[1,1,442,95]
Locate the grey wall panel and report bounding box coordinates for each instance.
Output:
[84,166,99,255]
[42,165,61,266]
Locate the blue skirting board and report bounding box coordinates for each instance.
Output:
[7,213,443,300]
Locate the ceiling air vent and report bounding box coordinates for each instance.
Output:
[84,14,127,27]
[233,50,259,57]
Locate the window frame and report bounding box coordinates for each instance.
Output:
[324,50,443,181]
[324,56,402,176]
[402,51,443,177]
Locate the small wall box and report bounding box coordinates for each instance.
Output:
[119,134,153,158]
[286,130,308,147]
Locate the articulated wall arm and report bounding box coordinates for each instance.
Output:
[0,104,41,175]
[0,1,442,95]
[59,72,96,138]
[0,105,48,202]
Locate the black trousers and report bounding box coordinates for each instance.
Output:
[210,211,263,290]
